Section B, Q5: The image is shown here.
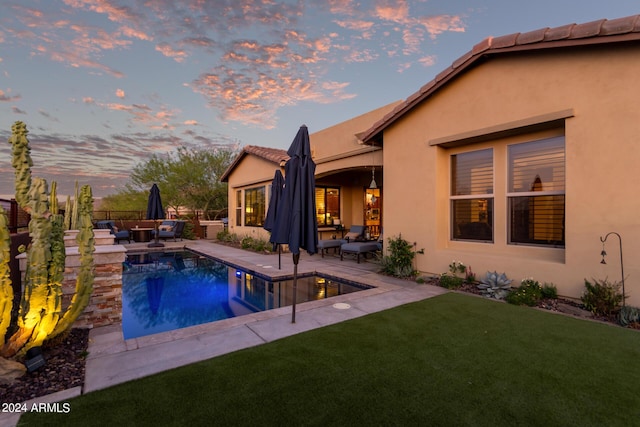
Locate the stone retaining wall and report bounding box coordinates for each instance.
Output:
[19,243,126,329]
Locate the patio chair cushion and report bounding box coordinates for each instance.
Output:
[340,241,382,263]
[317,238,346,257]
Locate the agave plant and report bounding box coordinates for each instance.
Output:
[477,271,512,299]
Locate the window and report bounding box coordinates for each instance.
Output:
[315,187,340,226]
[451,149,493,241]
[235,190,242,226]
[244,186,265,227]
[508,137,565,247]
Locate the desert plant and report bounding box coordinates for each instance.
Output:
[448,260,466,277]
[0,121,95,358]
[465,266,476,283]
[380,235,417,278]
[477,271,512,299]
[438,274,464,289]
[618,305,640,328]
[541,282,558,299]
[506,278,542,306]
[581,278,624,316]
[63,181,80,230]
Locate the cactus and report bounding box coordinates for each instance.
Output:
[63,181,80,231]
[0,121,95,358]
[51,185,94,337]
[0,206,12,341]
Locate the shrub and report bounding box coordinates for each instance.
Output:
[438,274,464,289]
[541,282,558,299]
[380,235,417,279]
[477,271,512,299]
[241,236,254,249]
[581,278,624,316]
[506,278,542,306]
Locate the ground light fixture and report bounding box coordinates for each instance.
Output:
[25,346,46,372]
[599,231,625,306]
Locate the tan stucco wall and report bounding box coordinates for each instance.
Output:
[382,45,640,305]
[226,155,279,240]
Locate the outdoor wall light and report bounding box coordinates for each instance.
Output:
[599,231,625,306]
[25,346,46,373]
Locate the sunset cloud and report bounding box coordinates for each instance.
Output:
[115,88,125,98]
[0,90,21,102]
[3,0,467,130]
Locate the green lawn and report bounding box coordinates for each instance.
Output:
[22,293,640,426]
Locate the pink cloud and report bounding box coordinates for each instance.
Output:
[375,1,410,23]
[156,42,188,62]
[334,19,375,31]
[0,89,21,102]
[191,65,355,128]
[418,55,436,67]
[116,89,125,98]
[419,15,466,39]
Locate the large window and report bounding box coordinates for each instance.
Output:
[508,137,565,247]
[451,149,493,241]
[315,187,340,226]
[244,186,265,227]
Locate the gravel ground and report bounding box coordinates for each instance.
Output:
[2,328,89,403]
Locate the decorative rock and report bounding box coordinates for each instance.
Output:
[0,357,26,385]
[557,302,593,318]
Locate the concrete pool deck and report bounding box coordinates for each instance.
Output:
[3,240,446,426]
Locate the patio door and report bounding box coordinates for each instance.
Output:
[364,188,381,238]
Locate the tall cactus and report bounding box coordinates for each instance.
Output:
[0,206,12,341]
[0,121,95,358]
[51,185,94,337]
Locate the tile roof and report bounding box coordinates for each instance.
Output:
[361,14,640,144]
[220,145,288,182]
[243,145,289,164]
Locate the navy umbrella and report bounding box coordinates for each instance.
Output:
[146,183,165,248]
[270,125,318,322]
[263,169,285,269]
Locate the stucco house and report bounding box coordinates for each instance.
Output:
[222,14,640,306]
[221,101,401,241]
[361,15,640,305]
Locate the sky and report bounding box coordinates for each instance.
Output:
[1,0,638,197]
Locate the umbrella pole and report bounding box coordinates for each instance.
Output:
[148,220,164,248]
[292,253,300,323]
[278,245,281,270]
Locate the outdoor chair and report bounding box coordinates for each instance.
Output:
[151,220,186,241]
[96,220,131,243]
[340,233,383,264]
[317,225,365,257]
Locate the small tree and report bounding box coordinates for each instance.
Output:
[127,146,238,218]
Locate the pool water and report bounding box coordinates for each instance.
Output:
[122,250,372,339]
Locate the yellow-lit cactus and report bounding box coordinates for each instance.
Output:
[0,121,95,358]
[0,206,13,340]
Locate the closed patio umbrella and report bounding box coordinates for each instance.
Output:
[146,183,165,248]
[264,169,285,269]
[270,125,318,322]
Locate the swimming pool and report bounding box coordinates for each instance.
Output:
[122,250,373,339]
